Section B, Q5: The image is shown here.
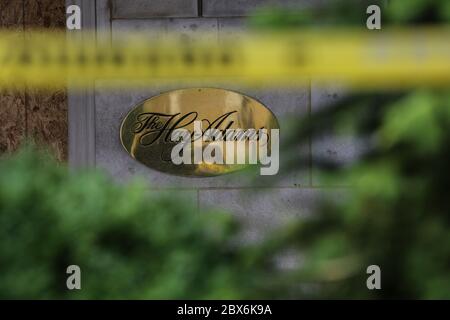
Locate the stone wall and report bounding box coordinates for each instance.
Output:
[0,0,362,241]
[90,0,359,242]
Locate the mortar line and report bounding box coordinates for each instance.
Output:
[144,185,352,191]
[197,0,203,17]
[308,78,313,187]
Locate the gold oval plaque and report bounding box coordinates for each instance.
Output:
[120,88,279,177]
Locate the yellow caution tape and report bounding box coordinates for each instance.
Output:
[0,28,449,89]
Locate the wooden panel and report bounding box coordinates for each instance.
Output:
[0,0,24,28]
[24,0,66,28]
[24,91,68,161]
[0,0,26,153]
[24,0,68,161]
[0,90,26,153]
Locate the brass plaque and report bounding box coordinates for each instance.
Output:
[120,88,279,177]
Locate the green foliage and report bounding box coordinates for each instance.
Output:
[250,0,450,299]
[1,0,449,300]
[0,146,289,299]
[250,0,450,29]
[283,90,450,299]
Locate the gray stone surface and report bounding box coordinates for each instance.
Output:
[112,0,198,19]
[203,0,323,17]
[112,19,168,41]
[311,81,348,112]
[167,18,219,44]
[69,0,358,249]
[312,136,368,165]
[311,81,367,186]
[94,81,310,188]
[199,188,339,243]
[218,18,248,42]
[112,18,218,43]
[96,17,310,188]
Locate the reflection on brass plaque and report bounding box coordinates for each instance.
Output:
[120,88,279,177]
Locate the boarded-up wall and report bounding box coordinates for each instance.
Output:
[0,0,67,161]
